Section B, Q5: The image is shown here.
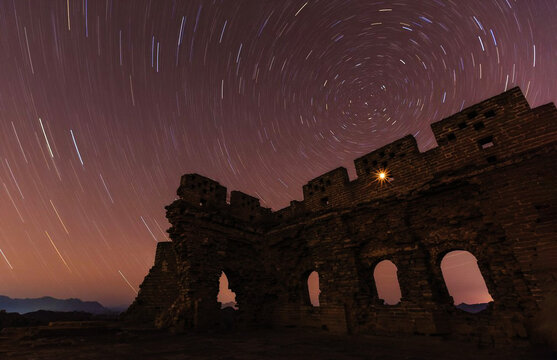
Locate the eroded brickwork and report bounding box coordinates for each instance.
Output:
[125,88,557,345]
[123,242,179,325]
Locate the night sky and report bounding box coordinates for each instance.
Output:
[0,0,555,308]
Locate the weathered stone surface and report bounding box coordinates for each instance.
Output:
[121,242,179,325]
[125,87,557,346]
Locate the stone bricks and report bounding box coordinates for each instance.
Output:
[125,88,557,345]
[122,242,179,325]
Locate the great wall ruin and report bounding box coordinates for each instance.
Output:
[124,87,557,346]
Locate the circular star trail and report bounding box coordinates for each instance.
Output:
[0,0,555,307]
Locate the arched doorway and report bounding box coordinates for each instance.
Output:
[217,271,238,310]
[307,271,320,307]
[373,260,402,305]
[440,250,493,313]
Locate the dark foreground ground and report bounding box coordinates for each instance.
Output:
[0,322,554,360]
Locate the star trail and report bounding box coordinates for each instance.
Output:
[0,0,555,307]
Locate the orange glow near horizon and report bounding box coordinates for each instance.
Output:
[217,272,237,309]
[374,260,402,305]
[307,271,321,307]
[441,251,494,305]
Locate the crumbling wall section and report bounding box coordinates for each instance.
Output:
[122,242,179,326]
[155,177,276,331]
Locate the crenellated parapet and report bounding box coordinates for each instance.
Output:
[276,87,557,216]
[354,135,421,179]
[229,190,271,221]
[302,167,350,210]
[177,173,227,209]
[175,173,271,223]
[174,87,557,223]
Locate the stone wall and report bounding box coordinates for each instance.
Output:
[122,242,179,325]
[125,88,557,345]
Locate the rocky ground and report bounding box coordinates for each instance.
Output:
[0,322,554,360]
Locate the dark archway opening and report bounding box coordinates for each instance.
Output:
[440,250,493,313]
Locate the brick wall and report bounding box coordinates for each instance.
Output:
[122,242,179,326]
[127,87,557,344]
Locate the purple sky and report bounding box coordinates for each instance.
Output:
[0,0,554,307]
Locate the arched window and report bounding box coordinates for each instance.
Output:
[373,260,402,305]
[440,250,493,313]
[217,271,238,310]
[307,271,320,307]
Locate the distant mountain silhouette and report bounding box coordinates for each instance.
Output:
[21,310,94,323]
[0,309,120,330]
[107,304,130,313]
[0,310,35,329]
[0,295,111,314]
[456,303,489,313]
